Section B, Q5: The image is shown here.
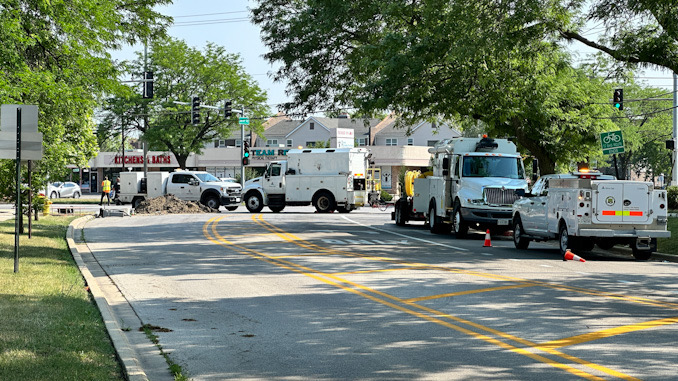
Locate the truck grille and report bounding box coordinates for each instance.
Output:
[484,187,520,206]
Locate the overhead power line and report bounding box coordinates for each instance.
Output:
[173,11,248,18]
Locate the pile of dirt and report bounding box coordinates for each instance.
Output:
[134,194,219,214]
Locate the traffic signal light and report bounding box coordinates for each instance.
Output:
[191,96,200,125]
[143,71,154,99]
[224,100,232,118]
[613,88,623,110]
[242,140,250,165]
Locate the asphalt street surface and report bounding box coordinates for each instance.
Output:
[81,206,678,380]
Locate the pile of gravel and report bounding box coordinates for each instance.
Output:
[134,194,219,214]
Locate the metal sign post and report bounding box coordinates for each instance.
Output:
[601,130,625,180]
[1,104,42,273]
[14,107,21,273]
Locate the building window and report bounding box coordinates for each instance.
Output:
[306,141,316,148]
[356,138,367,146]
[407,138,414,146]
[235,139,242,147]
[427,140,438,147]
[266,139,278,147]
[214,139,226,148]
[386,138,398,146]
[310,122,314,130]
[286,139,293,147]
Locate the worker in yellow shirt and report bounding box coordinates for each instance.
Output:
[100,176,111,206]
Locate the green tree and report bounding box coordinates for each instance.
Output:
[0,0,170,198]
[252,0,615,173]
[99,37,269,169]
[558,0,678,73]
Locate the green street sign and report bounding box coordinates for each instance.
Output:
[239,117,250,125]
[600,130,625,155]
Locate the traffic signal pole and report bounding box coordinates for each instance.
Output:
[241,106,245,187]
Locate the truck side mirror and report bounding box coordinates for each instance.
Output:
[532,174,538,183]
[442,157,450,177]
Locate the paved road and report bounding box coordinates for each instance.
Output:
[80,207,678,380]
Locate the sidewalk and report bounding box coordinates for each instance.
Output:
[66,216,173,381]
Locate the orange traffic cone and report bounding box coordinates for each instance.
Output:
[483,229,492,247]
[563,249,586,262]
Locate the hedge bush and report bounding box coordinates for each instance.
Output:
[668,186,678,210]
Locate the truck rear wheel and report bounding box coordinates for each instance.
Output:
[395,199,407,226]
[269,205,285,213]
[245,192,264,213]
[313,191,335,213]
[512,217,530,250]
[631,239,654,260]
[452,201,468,238]
[132,197,144,209]
[428,203,449,234]
[558,223,572,256]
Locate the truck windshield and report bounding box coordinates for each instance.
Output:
[195,173,220,182]
[462,156,525,179]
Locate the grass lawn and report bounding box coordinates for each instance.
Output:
[658,217,678,255]
[0,217,123,380]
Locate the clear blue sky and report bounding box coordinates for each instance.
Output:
[113,1,675,112]
[113,0,289,112]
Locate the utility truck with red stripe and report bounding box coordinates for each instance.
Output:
[242,147,370,213]
[511,171,670,259]
[393,136,529,236]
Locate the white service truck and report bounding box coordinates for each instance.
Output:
[393,136,529,236]
[242,148,370,213]
[118,170,242,210]
[512,171,671,259]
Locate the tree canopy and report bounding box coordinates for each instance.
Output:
[0,0,171,197]
[252,0,619,173]
[99,37,269,169]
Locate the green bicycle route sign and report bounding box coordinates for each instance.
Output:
[600,130,625,155]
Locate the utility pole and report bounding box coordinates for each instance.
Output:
[143,41,149,178]
[241,106,246,187]
[672,73,677,186]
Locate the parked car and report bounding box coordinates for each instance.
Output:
[48,182,81,199]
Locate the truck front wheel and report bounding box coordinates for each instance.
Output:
[245,192,264,213]
[512,217,530,250]
[202,195,220,210]
[313,191,336,213]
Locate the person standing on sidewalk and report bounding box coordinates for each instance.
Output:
[100,176,111,206]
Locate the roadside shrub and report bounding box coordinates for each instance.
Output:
[380,190,393,202]
[668,186,678,210]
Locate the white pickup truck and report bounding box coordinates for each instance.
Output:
[119,170,242,210]
[512,171,671,259]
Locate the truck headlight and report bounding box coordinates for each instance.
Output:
[467,198,485,205]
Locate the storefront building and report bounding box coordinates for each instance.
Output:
[77,116,461,194]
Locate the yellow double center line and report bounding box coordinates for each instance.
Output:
[203,215,642,380]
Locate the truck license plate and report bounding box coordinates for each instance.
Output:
[498,219,510,226]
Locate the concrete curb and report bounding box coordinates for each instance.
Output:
[67,216,173,381]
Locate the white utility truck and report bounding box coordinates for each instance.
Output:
[393,136,529,237]
[512,171,671,259]
[242,148,371,213]
[118,170,242,210]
